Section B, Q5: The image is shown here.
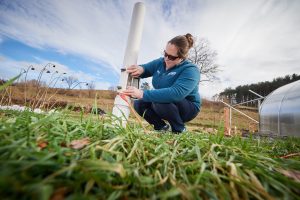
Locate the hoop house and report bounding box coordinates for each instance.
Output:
[259,80,300,137]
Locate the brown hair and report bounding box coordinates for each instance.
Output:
[168,33,194,59]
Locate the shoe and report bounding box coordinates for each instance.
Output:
[156,124,170,132]
[173,127,187,134]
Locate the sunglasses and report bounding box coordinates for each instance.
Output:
[163,50,179,61]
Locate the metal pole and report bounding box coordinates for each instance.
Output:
[258,99,261,113]
[232,97,264,107]
[249,89,264,98]
[220,100,259,124]
[112,2,145,127]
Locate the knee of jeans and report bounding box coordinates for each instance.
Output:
[152,103,169,115]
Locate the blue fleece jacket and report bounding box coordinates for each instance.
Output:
[140,57,201,110]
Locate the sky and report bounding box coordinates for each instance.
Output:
[0,0,299,99]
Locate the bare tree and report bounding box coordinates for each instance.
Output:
[188,38,220,82]
[64,76,78,89]
[87,81,95,90]
[87,81,95,98]
[108,85,117,91]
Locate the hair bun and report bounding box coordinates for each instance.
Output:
[185,33,194,49]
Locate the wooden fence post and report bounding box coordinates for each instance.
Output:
[224,107,231,136]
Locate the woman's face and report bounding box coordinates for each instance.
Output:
[164,43,183,69]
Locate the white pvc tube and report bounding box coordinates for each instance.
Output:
[112,2,145,127]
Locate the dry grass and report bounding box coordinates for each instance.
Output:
[1,85,259,133]
[188,100,259,134]
[1,85,116,112]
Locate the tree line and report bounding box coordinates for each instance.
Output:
[219,73,300,106]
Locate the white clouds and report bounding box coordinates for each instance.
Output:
[0,0,133,72]
[1,0,300,98]
[188,0,300,97]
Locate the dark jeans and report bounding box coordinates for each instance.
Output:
[133,99,199,132]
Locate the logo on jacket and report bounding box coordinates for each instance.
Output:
[168,72,176,76]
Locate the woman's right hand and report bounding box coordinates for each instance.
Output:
[126,65,144,78]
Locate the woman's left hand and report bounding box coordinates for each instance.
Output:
[121,86,144,99]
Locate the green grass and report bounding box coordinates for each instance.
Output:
[0,109,300,200]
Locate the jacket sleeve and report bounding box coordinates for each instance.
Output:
[142,66,200,103]
[140,58,162,78]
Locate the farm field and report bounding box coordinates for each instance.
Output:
[1,85,259,134]
[0,109,300,199]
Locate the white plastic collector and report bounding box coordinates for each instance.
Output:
[112,2,145,127]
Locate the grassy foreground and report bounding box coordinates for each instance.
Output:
[0,109,299,200]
